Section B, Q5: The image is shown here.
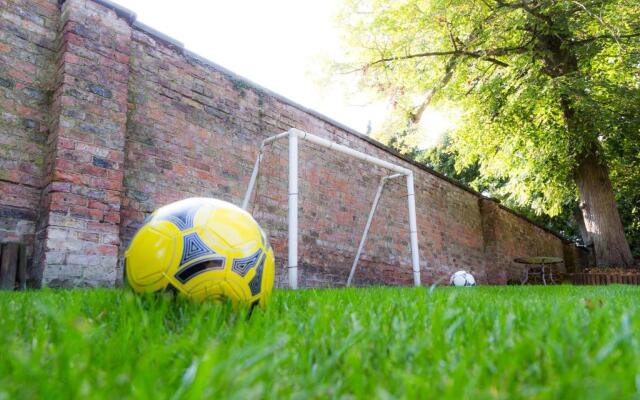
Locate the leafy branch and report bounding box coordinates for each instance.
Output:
[570,31,640,45]
[364,46,529,69]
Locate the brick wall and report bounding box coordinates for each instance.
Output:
[0,0,58,285]
[0,0,578,288]
[35,0,131,287]
[480,199,566,283]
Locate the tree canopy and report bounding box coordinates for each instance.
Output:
[334,0,640,263]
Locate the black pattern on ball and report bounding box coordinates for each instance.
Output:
[232,248,263,277]
[175,256,225,284]
[156,202,199,230]
[181,232,215,265]
[248,254,266,296]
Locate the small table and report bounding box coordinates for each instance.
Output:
[514,256,563,285]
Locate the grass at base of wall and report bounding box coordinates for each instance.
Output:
[1,286,639,399]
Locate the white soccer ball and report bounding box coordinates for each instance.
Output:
[450,270,476,287]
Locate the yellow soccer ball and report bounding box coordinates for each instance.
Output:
[125,198,275,307]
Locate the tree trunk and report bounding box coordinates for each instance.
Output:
[573,207,592,247]
[574,150,634,267]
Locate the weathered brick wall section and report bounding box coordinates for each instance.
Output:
[36,0,131,286]
[498,208,566,281]
[479,199,567,283]
[1,0,575,287]
[0,0,58,285]
[493,203,565,282]
[479,199,502,283]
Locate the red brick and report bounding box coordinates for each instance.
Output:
[103,211,120,224]
[77,232,100,242]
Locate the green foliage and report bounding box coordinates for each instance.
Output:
[334,0,639,254]
[610,146,640,257]
[417,136,485,189]
[419,137,580,238]
[1,287,640,398]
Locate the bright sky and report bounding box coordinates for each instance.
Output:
[117,0,454,148]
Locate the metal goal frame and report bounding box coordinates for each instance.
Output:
[242,128,421,289]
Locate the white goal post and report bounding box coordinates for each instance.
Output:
[242,128,421,289]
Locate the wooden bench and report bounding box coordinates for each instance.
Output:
[0,243,28,290]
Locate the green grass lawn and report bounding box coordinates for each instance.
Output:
[1,286,639,399]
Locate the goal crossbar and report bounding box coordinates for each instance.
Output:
[242,128,421,289]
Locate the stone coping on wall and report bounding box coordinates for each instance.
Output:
[57,0,570,243]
